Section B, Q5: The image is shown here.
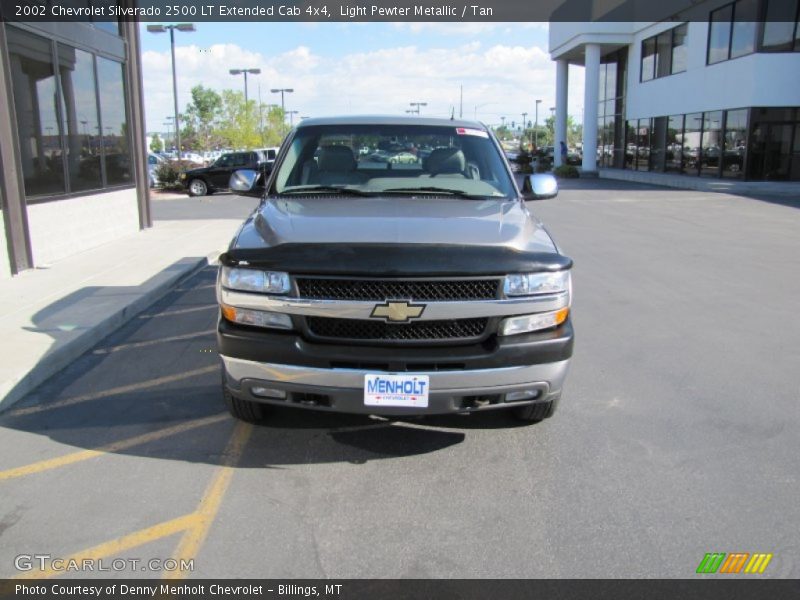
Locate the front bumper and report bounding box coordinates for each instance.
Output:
[219,320,573,416]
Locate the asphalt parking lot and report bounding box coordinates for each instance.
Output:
[1,180,798,579]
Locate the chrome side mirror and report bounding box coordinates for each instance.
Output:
[522,173,559,200]
[229,169,266,197]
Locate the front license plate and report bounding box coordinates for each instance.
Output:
[364,374,430,408]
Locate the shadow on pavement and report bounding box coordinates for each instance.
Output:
[0,266,516,470]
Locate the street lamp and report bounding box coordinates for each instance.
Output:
[286,110,299,127]
[535,99,542,150]
[147,23,195,156]
[271,88,294,132]
[409,102,427,115]
[229,68,260,104]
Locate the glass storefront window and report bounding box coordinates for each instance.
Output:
[641,37,656,81]
[635,119,651,171]
[722,109,748,179]
[666,115,685,172]
[6,27,67,198]
[761,0,799,50]
[655,31,672,78]
[708,4,733,64]
[96,57,131,185]
[649,117,668,172]
[731,0,758,57]
[605,62,617,101]
[57,44,102,192]
[701,111,723,177]
[684,113,703,175]
[671,24,688,74]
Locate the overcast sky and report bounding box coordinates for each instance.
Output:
[139,22,586,134]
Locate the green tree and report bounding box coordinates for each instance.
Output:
[258,104,286,146]
[182,85,223,152]
[215,90,261,149]
[149,133,164,153]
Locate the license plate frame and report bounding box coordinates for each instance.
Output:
[364,373,430,408]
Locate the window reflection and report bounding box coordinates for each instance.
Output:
[701,111,723,177]
[722,109,747,179]
[57,44,102,191]
[96,57,131,185]
[684,113,703,175]
[7,28,66,197]
[666,115,685,173]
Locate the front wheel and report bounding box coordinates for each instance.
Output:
[511,397,558,423]
[188,178,208,197]
[223,383,269,423]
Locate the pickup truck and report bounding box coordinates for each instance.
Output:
[217,116,573,424]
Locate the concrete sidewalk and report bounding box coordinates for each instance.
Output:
[0,199,247,411]
[598,167,800,198]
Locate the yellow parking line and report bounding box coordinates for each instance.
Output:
[163,421,253,580]
[13,513,200,580]
[6,366,219,418]
[93,330,215,355]
[0,414,227,481]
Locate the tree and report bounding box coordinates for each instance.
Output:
[215,90,261,149]
[149,133,164,153]
[182,85,223,152]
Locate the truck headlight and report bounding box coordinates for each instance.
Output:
[504,271,571,297]
[499,307,569,336]
[220,304,292,330]
[220,266,290,294]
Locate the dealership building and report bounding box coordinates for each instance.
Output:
[0,14,150,278]
[550,0,800,181]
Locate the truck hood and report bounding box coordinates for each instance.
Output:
[234,196,557,253]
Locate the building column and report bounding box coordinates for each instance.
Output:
[554,60,569,168]
[582,44,601,174]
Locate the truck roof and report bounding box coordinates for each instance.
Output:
[296,115,489,130]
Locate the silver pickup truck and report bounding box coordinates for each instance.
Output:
[217,116,573,424]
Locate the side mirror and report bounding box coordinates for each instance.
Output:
[522,173,558,200]
[229,169,264,197]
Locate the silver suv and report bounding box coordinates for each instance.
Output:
[218,116,573,424]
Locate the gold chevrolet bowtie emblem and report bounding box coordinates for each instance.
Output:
[370,301,426,323]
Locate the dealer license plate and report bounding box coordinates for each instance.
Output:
[364,374,430,408]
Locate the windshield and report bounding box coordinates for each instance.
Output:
[272,124,516,199]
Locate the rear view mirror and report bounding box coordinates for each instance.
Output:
[229,169,264,197]
[522,173,558,200]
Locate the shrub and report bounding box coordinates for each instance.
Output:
[154,160,193,191]
[553,164,580,179]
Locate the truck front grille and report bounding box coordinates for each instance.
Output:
[306,317,488,343]
[296,278,500,301]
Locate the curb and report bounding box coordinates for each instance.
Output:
[0,249,222,413]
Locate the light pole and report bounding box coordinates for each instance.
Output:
[147,23,195,157]
[535,99,542,150]
[229,68,260,104]
[409,102,427,114]
[271,88,294,132]
[286,110,299,127]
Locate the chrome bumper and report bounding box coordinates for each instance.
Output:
[221,356,570,415]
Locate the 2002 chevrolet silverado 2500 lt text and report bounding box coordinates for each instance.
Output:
[217,116,573,424]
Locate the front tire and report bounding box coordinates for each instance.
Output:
[511,397,558,423]
[223,382,269,423]
[188,178,208,197]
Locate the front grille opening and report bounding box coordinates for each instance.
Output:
[462,395,503,409]
[296,278,500,301]
[329,361,466,371]
[290,392,331,407]
[307,317,488,342]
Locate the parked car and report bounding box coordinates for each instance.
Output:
[218,115,573,425]
[147,153,163,188]
[181,150,267,196]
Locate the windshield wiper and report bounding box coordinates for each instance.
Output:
[279,185,375,196]
[381,186,502,199]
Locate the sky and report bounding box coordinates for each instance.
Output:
[139,22,586,135]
